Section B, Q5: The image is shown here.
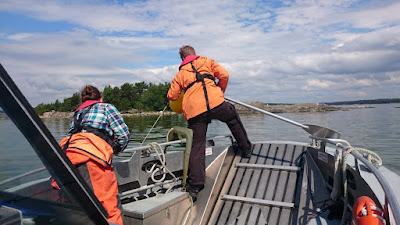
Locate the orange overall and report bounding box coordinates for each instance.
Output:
[52,133,123,225]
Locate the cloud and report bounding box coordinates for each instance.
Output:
[0,0,399,106]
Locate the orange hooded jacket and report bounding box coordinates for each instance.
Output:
[51,133,123,225]
[58,132,114,166]
[167,55,229,120]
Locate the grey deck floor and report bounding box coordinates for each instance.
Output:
[208,142,306,225]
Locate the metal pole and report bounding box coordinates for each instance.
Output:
[0,167,46,186]
[225,97,309,129]
[123,135,231,153]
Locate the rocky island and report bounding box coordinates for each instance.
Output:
[0,103,373,120]
[37,102,347,119]
[234,102,344,114]
[39,110,176,119]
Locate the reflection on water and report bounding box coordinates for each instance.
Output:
[1,103,400,186]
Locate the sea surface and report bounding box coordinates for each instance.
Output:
[1,103,399,189]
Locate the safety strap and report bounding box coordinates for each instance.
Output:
[63,104,120,154]
[80,125,119,153]
[184,62,215,111]
[62,105,94,151]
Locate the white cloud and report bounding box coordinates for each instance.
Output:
[1,0,400,105]
[303,79,335,90]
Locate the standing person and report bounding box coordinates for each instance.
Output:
[167,45,252,201]
[52,85,130,225]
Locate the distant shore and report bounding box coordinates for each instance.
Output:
[233,102,374,114]
[0,102,376,120]
[36,102,373,119]
[38,110,176,119]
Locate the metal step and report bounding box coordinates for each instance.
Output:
[221,195,294,208]
[207,143,306,225]
[235,162,301,171]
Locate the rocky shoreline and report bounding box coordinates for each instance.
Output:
[0,102,371,120]
[39,110,176,119]
[236,102,376,114]
[39,103,364,119]
[39,103,344,119]
[234,102,344,114]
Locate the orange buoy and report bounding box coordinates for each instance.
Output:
[352,196,385,225]
[169,91,184,114]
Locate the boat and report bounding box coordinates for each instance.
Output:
[0,62,399,225]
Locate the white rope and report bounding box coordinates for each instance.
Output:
[133,107,194,222]
[182,194,194,225]
[147,142,178,184]
[140,105,168,146]
[335,141,383,225]
[330,148,342,200]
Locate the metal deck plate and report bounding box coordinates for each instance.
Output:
[208,143,306,225]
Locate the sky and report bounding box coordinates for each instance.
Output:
[0,0,400,107]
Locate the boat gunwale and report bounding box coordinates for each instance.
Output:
[312,136,400,225]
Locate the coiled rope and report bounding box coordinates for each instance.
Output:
[145,142,193,224]
[147,142,178,184]
[136,105,193,222]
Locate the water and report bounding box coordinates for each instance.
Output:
[0,103,399,189]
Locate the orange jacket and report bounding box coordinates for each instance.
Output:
[167,56,229,120]
[59,132,114,166]
[52,133,123,225]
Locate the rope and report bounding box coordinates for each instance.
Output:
[332,140,383,225]
[182,194,194,225]
[132,106,194,221]
[140,104,168,146]
[147,142,178,184]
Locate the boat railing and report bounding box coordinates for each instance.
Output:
[311,136,400,225]
[122,135,233,153]
[217,97,399,224]
[0,167,48,187]
[0,134,233,192]
[120,134,233,193]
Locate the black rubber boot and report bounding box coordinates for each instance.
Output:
[186,183,204,202]
[242,149,252,158]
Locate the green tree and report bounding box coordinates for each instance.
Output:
[34,103,52,115]
[59,92,80,112]
[133,82,148,97]
[110,87,121,109]
[102,86,121,108]
[70,92,81,110]
[102,85,113,103]
[119,98,131,111]
[34,81,172,114]
[54,99,61,111]
[120,83,134,99]
[141,82,169,111]
[133,101,145,111]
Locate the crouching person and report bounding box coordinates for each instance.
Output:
[52,85,130,225]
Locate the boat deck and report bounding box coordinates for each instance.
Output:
[207,142,306,225]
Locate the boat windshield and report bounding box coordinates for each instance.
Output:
[0,63,108,225]
[0,113,100,225]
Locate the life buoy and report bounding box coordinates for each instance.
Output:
[352,196,385,225]
[169,91,184,114]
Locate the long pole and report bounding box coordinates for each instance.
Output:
[225,97,309,129]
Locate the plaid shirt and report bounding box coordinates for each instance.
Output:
[69,103,130,150]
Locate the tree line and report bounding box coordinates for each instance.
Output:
[324,98,400,105]
[34,82,171,115]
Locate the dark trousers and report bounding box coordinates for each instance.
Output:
[187,101,252,186]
